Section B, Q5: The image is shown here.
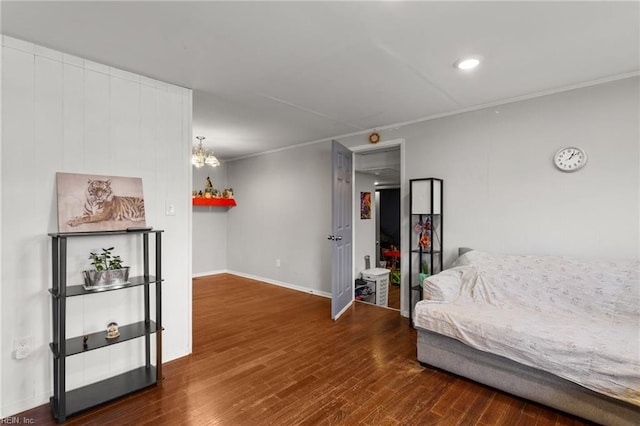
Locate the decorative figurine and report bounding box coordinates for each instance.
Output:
[415,218,432,251]
[419,234,431,250]
[106,322,120,339]
[83,334,89,348]
[205,176,213,189]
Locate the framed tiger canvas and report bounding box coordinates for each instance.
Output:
[56,173,146,233]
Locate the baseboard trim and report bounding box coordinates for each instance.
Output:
[192,269,228,278]
[226,271,332,299]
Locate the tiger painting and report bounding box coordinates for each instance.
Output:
[67,179,146,227]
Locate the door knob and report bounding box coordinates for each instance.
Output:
[335,236,343,241]
[327,235,335,240]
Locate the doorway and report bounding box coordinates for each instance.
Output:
[377,187,401,309]
[352,143,402,312]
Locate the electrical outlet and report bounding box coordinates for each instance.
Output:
[13,336,33,360]
[275,259,281,268]
[165,201,176,216]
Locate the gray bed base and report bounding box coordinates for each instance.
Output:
[417,328,640,426]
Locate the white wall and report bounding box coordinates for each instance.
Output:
[192,162,228,275]
[339,77,640,269]
[222,76,638,321]
[354,172,377,275]
[226,142,332,296]
[0,36,193,417]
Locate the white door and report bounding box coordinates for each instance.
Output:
[330,140,353,319]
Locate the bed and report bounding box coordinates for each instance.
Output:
[413,250,640,425]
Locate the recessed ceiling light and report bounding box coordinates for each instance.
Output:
[454,58,480,70]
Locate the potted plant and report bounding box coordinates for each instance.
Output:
[83,247,129,290]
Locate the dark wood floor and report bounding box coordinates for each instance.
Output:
[16,274,591,425]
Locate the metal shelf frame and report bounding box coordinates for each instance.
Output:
[409,178,443,324]
[49,229,164,422]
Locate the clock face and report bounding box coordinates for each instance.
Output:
[554,147,587,172]
[369,132,380,144]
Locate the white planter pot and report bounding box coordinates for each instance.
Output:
[83,267,130,290]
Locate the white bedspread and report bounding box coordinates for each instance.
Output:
[413,251,640,406]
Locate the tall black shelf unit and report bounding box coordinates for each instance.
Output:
[48,229,164,422]
[409,178,443,324]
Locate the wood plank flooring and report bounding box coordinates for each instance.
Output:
[14,274,592,425]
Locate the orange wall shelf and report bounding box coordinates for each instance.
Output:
[192,198,237,207]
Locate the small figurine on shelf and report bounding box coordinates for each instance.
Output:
[414,217,431,234]
[419,233,431,250]
[222,188,234,198]
[106,322,120,339]
[203,176,215,198]
[415,217,432,251]
[197,190,203,198]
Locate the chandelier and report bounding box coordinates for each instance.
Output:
[192,136,220,168]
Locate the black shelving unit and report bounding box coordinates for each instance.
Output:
[409,178,443,324]
[48,229,164,422]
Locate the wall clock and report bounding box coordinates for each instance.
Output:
[369,132,380,144]
[554,147,587,172]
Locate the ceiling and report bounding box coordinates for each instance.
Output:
[2,1,639,160]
